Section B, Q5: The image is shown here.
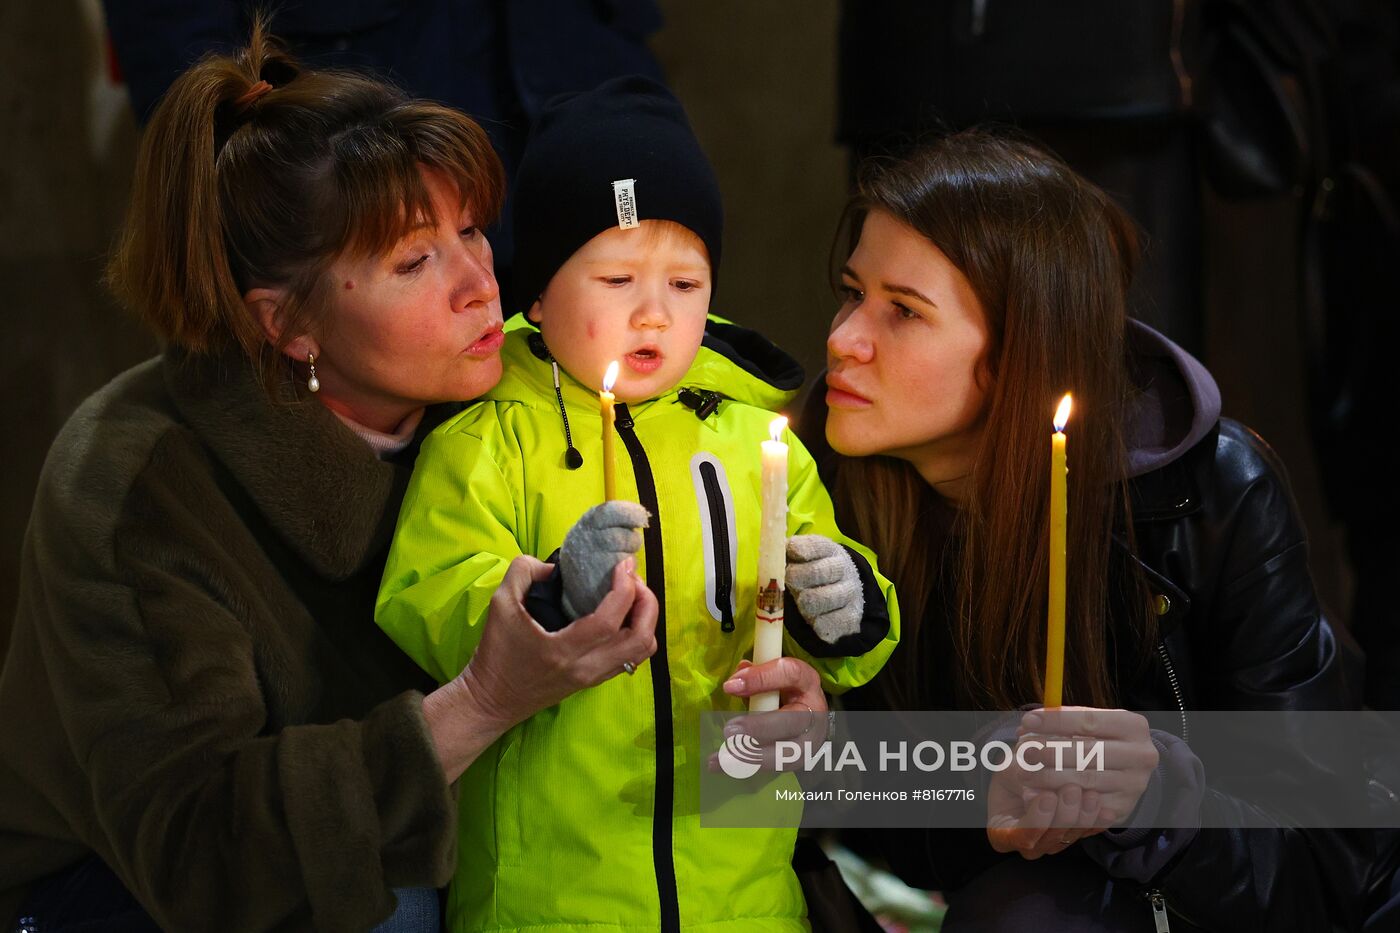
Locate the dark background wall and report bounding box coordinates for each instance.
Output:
[2,0,151,653]
[0,1,1350,636]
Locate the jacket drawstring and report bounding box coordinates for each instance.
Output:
[552,359,584,469]
[528,332,583,469]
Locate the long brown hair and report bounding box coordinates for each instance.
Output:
[106,17,505,390]
[831,131,1152,710]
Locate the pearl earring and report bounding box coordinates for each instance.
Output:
[307,352,320,393]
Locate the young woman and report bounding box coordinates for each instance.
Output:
[802,131,1371,931]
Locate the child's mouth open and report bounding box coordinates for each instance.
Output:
[624,345,664,374]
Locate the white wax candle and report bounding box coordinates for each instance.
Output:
[752,416,788,712]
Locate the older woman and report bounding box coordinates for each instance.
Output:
[802,131,1371,931]
[0,27,667,932]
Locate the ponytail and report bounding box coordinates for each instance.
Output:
[108,18,288,357]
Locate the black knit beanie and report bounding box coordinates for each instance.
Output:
[511,75,723,313]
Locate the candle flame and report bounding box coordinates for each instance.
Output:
[769,415,788,443]
[602,361,619,394]
[1053,394,1073,433]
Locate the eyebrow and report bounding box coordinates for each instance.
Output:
[581,258,709,273]
[840,265,937,307]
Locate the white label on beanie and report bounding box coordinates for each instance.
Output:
[613,179,639,229]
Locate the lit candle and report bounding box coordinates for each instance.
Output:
[1044,393,1072,708]
[752,415,789,712]
[600,361,619,501]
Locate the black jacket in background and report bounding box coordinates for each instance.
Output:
[101,0,665,309]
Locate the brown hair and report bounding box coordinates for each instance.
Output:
[106,17,505,389]
[830,130,1153,710]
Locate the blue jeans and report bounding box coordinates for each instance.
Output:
[370,887,440,933]
[13,857,160,933]
[15,858,440,933]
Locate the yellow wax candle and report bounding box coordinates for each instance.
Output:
[1044,393,1072,708]
[752,415,789,712]
[601,361,619,501]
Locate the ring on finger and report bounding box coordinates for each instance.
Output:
[1059,835,1075,846]
[799,702,817,735]
[622,661,637,675]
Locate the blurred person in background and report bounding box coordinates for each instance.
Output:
[102,0,667,313]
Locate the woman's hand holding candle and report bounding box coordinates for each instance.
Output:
[713,657,829,773]
[986,706,1159,859]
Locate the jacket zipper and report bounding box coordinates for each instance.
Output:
[612,403,682,933]
[1157,640,1189,743]
[1148,890,1171,931]
[1146,644,1188,933]
[697,461,736,633]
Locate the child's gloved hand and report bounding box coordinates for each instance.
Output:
[786,535,864,644]
[560,501,650,619]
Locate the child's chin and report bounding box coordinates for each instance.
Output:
[614,387,660,404]
[613,371,676,403]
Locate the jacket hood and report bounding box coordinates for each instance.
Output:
[486,315,804,414]
[1123,320,1221,478]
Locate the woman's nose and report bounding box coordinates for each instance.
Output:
[827,310,873,362]
[452,239,499,311]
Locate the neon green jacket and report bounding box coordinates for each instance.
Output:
[377,318,899,932]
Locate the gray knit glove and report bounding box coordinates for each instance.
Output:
[785,534,864,644]
[559,501,650,619]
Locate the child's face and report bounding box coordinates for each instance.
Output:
[528,220,711,403]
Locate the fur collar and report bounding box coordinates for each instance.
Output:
[162,348,406,581]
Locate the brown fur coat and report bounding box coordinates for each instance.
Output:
[0,350,457,929]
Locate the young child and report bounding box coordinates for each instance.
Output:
[376,76,899,933]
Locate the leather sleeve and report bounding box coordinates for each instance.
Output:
[1098,421,1371,932]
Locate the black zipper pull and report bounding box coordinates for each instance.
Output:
[1147,890,1171,931]
[697,460,737,634]
[614,402,635,430]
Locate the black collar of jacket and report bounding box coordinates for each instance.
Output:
[700,320,805,392]
[1126,425,1213,523]
[162,348,455,581]
[1112,423,1219,636]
